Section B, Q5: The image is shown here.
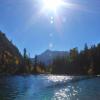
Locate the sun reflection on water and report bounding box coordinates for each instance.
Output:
[47,75,72,82]
[53,88,70,100]
[45,76,81,100]
[52,84,80,100]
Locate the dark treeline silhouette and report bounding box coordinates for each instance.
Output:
[0,31,100,75]
[50,43,100,75]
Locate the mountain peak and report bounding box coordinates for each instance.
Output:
[41,49,52,55]
[45,49,51,52]
[31,49,69,65]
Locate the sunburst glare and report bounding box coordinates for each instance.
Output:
[42,0,64,13]
[41,0,76,15]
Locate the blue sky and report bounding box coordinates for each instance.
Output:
[0,0,100,57]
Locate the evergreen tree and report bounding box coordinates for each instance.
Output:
[33,55,38,73]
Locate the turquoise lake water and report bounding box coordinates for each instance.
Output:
[0,75,100,100]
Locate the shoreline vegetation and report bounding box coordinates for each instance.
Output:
[0,31,100,75]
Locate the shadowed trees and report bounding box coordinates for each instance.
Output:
[50,43,100,75]
[0,31,100,75]
[33,55,46,74]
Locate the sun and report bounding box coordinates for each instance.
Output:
[38,0,76,26]
[42,0,64,13]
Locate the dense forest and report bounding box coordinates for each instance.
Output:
[0,31,100,75]
[50,44,100,75]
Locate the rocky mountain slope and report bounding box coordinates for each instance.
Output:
[31,49,69,65]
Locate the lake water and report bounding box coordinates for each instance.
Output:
[0,75,100,100]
